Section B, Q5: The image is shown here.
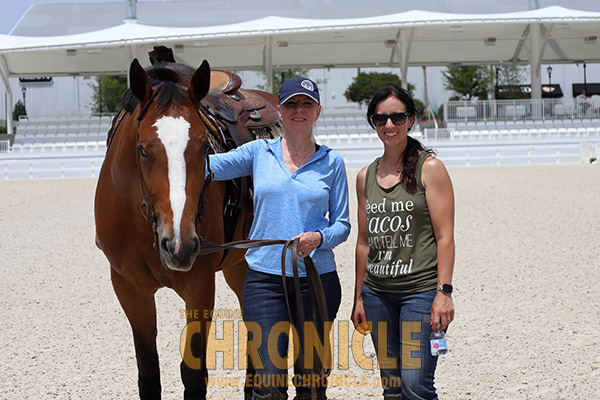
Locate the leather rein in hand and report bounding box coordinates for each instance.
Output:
[197,237,330,378]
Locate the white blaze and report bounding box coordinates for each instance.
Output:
[153,116,191,244]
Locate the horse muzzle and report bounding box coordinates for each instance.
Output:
[158,233,200,272]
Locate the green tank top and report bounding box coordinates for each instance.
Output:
[363,151,438,293]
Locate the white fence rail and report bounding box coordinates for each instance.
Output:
[1,140,599,180]
[1,156,104,180]
[435,144,581,167]
[580,142,600,163]
[445,98,600,121]
[335,139,598,170]
[423,128,452,140]
[0,140,10,153]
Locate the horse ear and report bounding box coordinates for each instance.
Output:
[129,58,152,104]
[189,60,211,104]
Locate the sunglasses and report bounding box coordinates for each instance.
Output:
[369,112,412,127]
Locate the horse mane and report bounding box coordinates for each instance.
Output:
[121,73,188,114]
[122,46,195,114]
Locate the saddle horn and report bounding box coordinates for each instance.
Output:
[148,46,180,82]
[149,45,176,65]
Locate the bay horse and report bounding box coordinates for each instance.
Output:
[94,48,280,399]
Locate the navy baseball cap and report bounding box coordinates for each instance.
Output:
[278,77,320,105]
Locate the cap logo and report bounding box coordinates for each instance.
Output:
[301,80,314,91]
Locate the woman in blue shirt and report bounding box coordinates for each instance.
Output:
[208,77,350,400]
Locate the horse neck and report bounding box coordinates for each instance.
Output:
[105,111,144,182]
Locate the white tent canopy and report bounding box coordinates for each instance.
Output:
[2,6,600,73]
[1,6,600,131]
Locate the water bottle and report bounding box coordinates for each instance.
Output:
[430,326,448,356]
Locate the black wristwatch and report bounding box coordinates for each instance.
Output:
[436,284,453,293]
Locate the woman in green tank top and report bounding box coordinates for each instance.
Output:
[351,84,455,399]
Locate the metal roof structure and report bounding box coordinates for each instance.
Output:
[2,6,599,72]
[9,0,600,37]
[1,2,600,133]
[9,1,451,36]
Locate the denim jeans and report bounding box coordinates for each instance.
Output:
[242,268,341,400]
[361,285,441,400]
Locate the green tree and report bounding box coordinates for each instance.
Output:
[343,71,424,118]
[494,65,529,100]
[257,68,312,95]
[499,65,527,86]
[442,66,491,100]
[344,72,403,106]
[90,75,128,114]
[12,100,26,121]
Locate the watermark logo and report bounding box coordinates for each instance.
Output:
[203,373,401,389]
[179,309,424,371]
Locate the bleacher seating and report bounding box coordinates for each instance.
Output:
[440,117,600,141]
[11,113,113,153]
[8,108,600,154]
[312,108,376,144]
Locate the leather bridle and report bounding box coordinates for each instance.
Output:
[134,97,214,248]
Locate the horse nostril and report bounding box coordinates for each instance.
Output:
[160,237,171,253]
[191,236,200,254]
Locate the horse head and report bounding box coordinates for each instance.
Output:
[129,57,211,272]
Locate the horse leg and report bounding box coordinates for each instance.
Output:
[221,261,247,305]
[180,278,216,400]
[111,268,161,400]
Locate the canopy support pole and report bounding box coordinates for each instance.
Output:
[0,56,13,134]
[125,45,134,86]
[530,23,542,101]
[263,36,274,93]
[512,25,530,64]
[396,27,414,90]
[538,23,554,67]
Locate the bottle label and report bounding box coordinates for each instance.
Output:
[430,339,447,356]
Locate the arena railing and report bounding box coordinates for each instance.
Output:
[444,98,600,122]
[0,139,10,153]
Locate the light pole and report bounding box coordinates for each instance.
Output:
[583,62,587,95]
[546,66,553,97]
[21,86,27,110]
[495,66,500,99]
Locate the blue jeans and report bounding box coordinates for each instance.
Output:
[243,268,342,400]
[361,285,441,400]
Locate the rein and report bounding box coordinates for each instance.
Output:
[197,236,330,381]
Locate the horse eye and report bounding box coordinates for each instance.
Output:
[138,145,148,159]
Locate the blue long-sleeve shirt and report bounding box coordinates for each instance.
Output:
[208,137,350,276]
